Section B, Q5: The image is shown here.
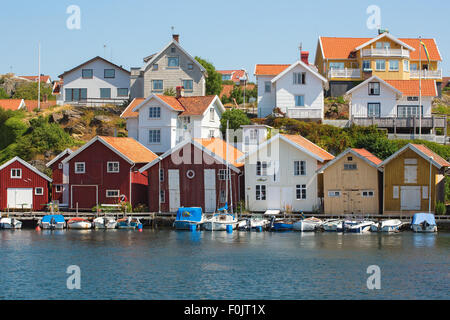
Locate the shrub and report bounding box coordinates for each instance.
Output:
[435,201,446,215]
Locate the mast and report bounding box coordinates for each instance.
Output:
[225,120,229,212]
[419,36,422,139]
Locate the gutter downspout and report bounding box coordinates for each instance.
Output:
[429,157,433,213]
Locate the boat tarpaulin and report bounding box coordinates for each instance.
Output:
[176,207,203,223]
[412,213,436,225]
[264,210,280,215]
[41,215,65,223]
[217,203,228,212]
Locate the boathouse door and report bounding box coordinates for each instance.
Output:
[168,169,180,212]
[7,188,33,209]
[400,186,421,210]
[204,169,216,213]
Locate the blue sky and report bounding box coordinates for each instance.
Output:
[1,0,449,82]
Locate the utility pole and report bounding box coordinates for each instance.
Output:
[419,36,422,140]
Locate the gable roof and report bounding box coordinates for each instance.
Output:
[0,99,26,111]
[18,75,51,83]
[345,75,403,96]
[62,136,158,165]
[141,39,206,74]
[379,143,450,169]
[270,60,328,84]
[318,148,381,173]
[0,156,52,182]
[354,33,415,51]
[318,36,441,61]
[46,148,73,167]
[385,79,437,97]
[120,98,146,118]
[58,56,130,78]
[139,138,243,173]
[254,64,291,76]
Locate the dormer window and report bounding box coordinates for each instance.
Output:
[368,82,380,95]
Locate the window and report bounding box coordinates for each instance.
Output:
[404,159,418,183]
[183,80,193,91]
[328,190,340,197]
[256,185,266,200]
[168,57,179,67]
[362,190,374,197]
[294,161,306,176]
[187,63,193,70]
[397,105,423,118]
[344,163,357,170]
[296,184,306,200]
[422,186,428,199]
[209,130,215,138]
[393,186,399,199]
[149,129,161,143]
[152,80,163,91]
[347,156,353,161]
[295,95,305,107]
[256,161,268,176]
[107,161,120,173]
[210,108,215,121]
[104,69,115,78]
[368,82,380,95]
[375,60,385,71]
[170,47,176,53]
[11,168,22,179]
[264,81,271,93]
[149,107,161,118]
[75,162,85,174]
[403,60,409,72]
[82,69,93,79]
[219,169,230,180]
[35,187,44,196]
[159,169,164,182]
[55,185,63,193]
[160,190,165,203]
[293,72,306,85]
[58,163,63,169]
[106,190,120,198]
[389,60,399,71]
[368,103,380,117]
[222,74,231,81]
[410,63,418,71]
[65,88,87,101]
[117,88,129,96]
[407,97,419,102]
[153,64,158,71]
[376,42,390,49]
[100,88,111,99]
[363,60,371,71]
[329,62,345,69]
[249,129,258,140]
[220,190,226,203]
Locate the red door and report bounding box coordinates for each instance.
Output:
[71,185,98,210]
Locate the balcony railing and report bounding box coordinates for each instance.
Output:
[361,48,410,58]
[328,68,361,79]
[287,108,323,119]
[351,116,446,129]
[410,69,442,79]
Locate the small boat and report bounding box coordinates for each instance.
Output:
[322,219,344,232]
[174,207,206,230]
[238,214,270,231]
[344,220,375,233]
[293,217,323,232]
[203,212,239,231]
[370,219,403,232]
[0,218,22,229]
[268,216,295,231]
[117,217,142,229]
[67,217,92,229]
[93,217,117,229]
[39,214,66,230]
[411,213,437,233]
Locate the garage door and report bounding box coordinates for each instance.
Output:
[7,188,33,209]
[71,185,98,210]
[401,186,421,210]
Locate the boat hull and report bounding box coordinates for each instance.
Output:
[68,222,92,229]
[293,220,322,232]
[412,224,437,233]
[271,222,294,231]
[203,222,237,231]
[40,222,65,230]
[174,220,201,230]
[0,219,22,229]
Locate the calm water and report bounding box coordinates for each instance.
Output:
[0,229,449,300]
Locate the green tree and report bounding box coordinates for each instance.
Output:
[12,82,55,101]
[163,87,176,96]
[0,117,28,149]
[220,108,251,134]
[0,87,9,99]
[195,56,222,96]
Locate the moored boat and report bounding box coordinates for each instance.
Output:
[117,217,142,229]
[174,207,205,230]
[93,217,117,229]
[67,217,92,229]
[411,213,437,233]
[293,217,323,232]
[0,218,22,229]
[238,214,270,231]
[344,220,375,233]
[322,219,344,232]
[370,219,403,232]
[39,214,66,230]
[203,212,238,231]
[269,216,295,231]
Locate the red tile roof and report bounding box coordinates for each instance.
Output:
[411,144,450,168]
[24,100,55,111]
[217,69,247,83]
[352,148,382,166]
[255,64,291,76]
[319,36,441,61]
[99,136,158,164]
[194,138,244,168]
[121,98,146,118]
[19,75,51,83]
[0,99,24,111]
[385,80,437,97]
[282,134,334,161]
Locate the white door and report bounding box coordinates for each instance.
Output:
[267,186,280,209]
[168,169,180,212]
[401,186,421,210]
[7,188,33,209]
[281,187,293,211]
[204,169,216,213]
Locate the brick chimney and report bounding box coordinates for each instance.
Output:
[172,34,179,43]
[176,86,184,98]
[301,51,309,64]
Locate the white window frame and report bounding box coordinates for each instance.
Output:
[403,60,409,72]
[422,186,428,199]
[389,60,399,71]
[149,107,161,119]
[362,190,374,198]
[10,168,22,179]
[219,189,226,203]
[106,190,120,198]
[58,163,63,169]
[210,108,215,122]
[167,56,179,68]
[264,81,271,93]
[256,161,268,176]
[152,80,163,92]
[35,187,44,196]
[256,185,266,201]
[375,60,385,71]
[149,129,161,144]
[293,72,306,85]
[294,160,306,176]
[362,60,371,71]
[296,184,307,200]
[295,95,305,107]
[74,162,85,174]
[393,186,399,199]
[55,185,63,193]
[328,190,341,197]
[218,169,230,181]
[107,161,120,173]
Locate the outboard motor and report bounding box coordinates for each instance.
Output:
[50,217,56,230]
[246,218,251,231]
[269,216,276,231]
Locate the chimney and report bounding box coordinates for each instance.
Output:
[300,51,309,64]
[172,34,179,43]
[176,86,184,98]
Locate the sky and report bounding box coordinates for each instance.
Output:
[1,0,449,82]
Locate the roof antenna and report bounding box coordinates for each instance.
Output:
[298,42,302,60]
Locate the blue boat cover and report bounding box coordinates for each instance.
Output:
[412,213,436,225]
[217,203,228,212]
[41,214,65,223]
[176,207,203,222]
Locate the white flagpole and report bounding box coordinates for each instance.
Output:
[38,42,41,111]
[419,36,422,140]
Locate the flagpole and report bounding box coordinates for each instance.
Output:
[38,42,41,111]
[419,36,422,140]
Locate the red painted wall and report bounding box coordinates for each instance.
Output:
[49,152,70,204]
[0,160,49,211]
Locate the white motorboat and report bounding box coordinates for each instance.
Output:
[344,220,375,233]
[322,219,344,232]
[67,218,92,229]
[411,213,437,233]
[293,217,323,232]
[93,217,117,229]
[370,219,403,232]
[117,217,142,229]
[203,212,239,231]
[0,218,22,229]
[39,215,66,230]
[238,215,270,231]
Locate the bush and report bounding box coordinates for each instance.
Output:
[435,201,446,215]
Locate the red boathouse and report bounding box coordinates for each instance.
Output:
[46,148,73,207]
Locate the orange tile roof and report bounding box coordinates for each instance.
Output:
[19,75,51,82]
[99,136,158,163]
[121,98,146,118]
[156,95,185,111]
[0,99,24,111]
[282,134,334,161]
[319,36,441,61]
[255,64,290,76]
[411,144,450,168]
[220,84,234,98]
[385,80,436,96]
[217,69,247,83]
[352,148,382,166]
[24,100,55,111]
[177,95,216,116]
[194,138,244,168]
